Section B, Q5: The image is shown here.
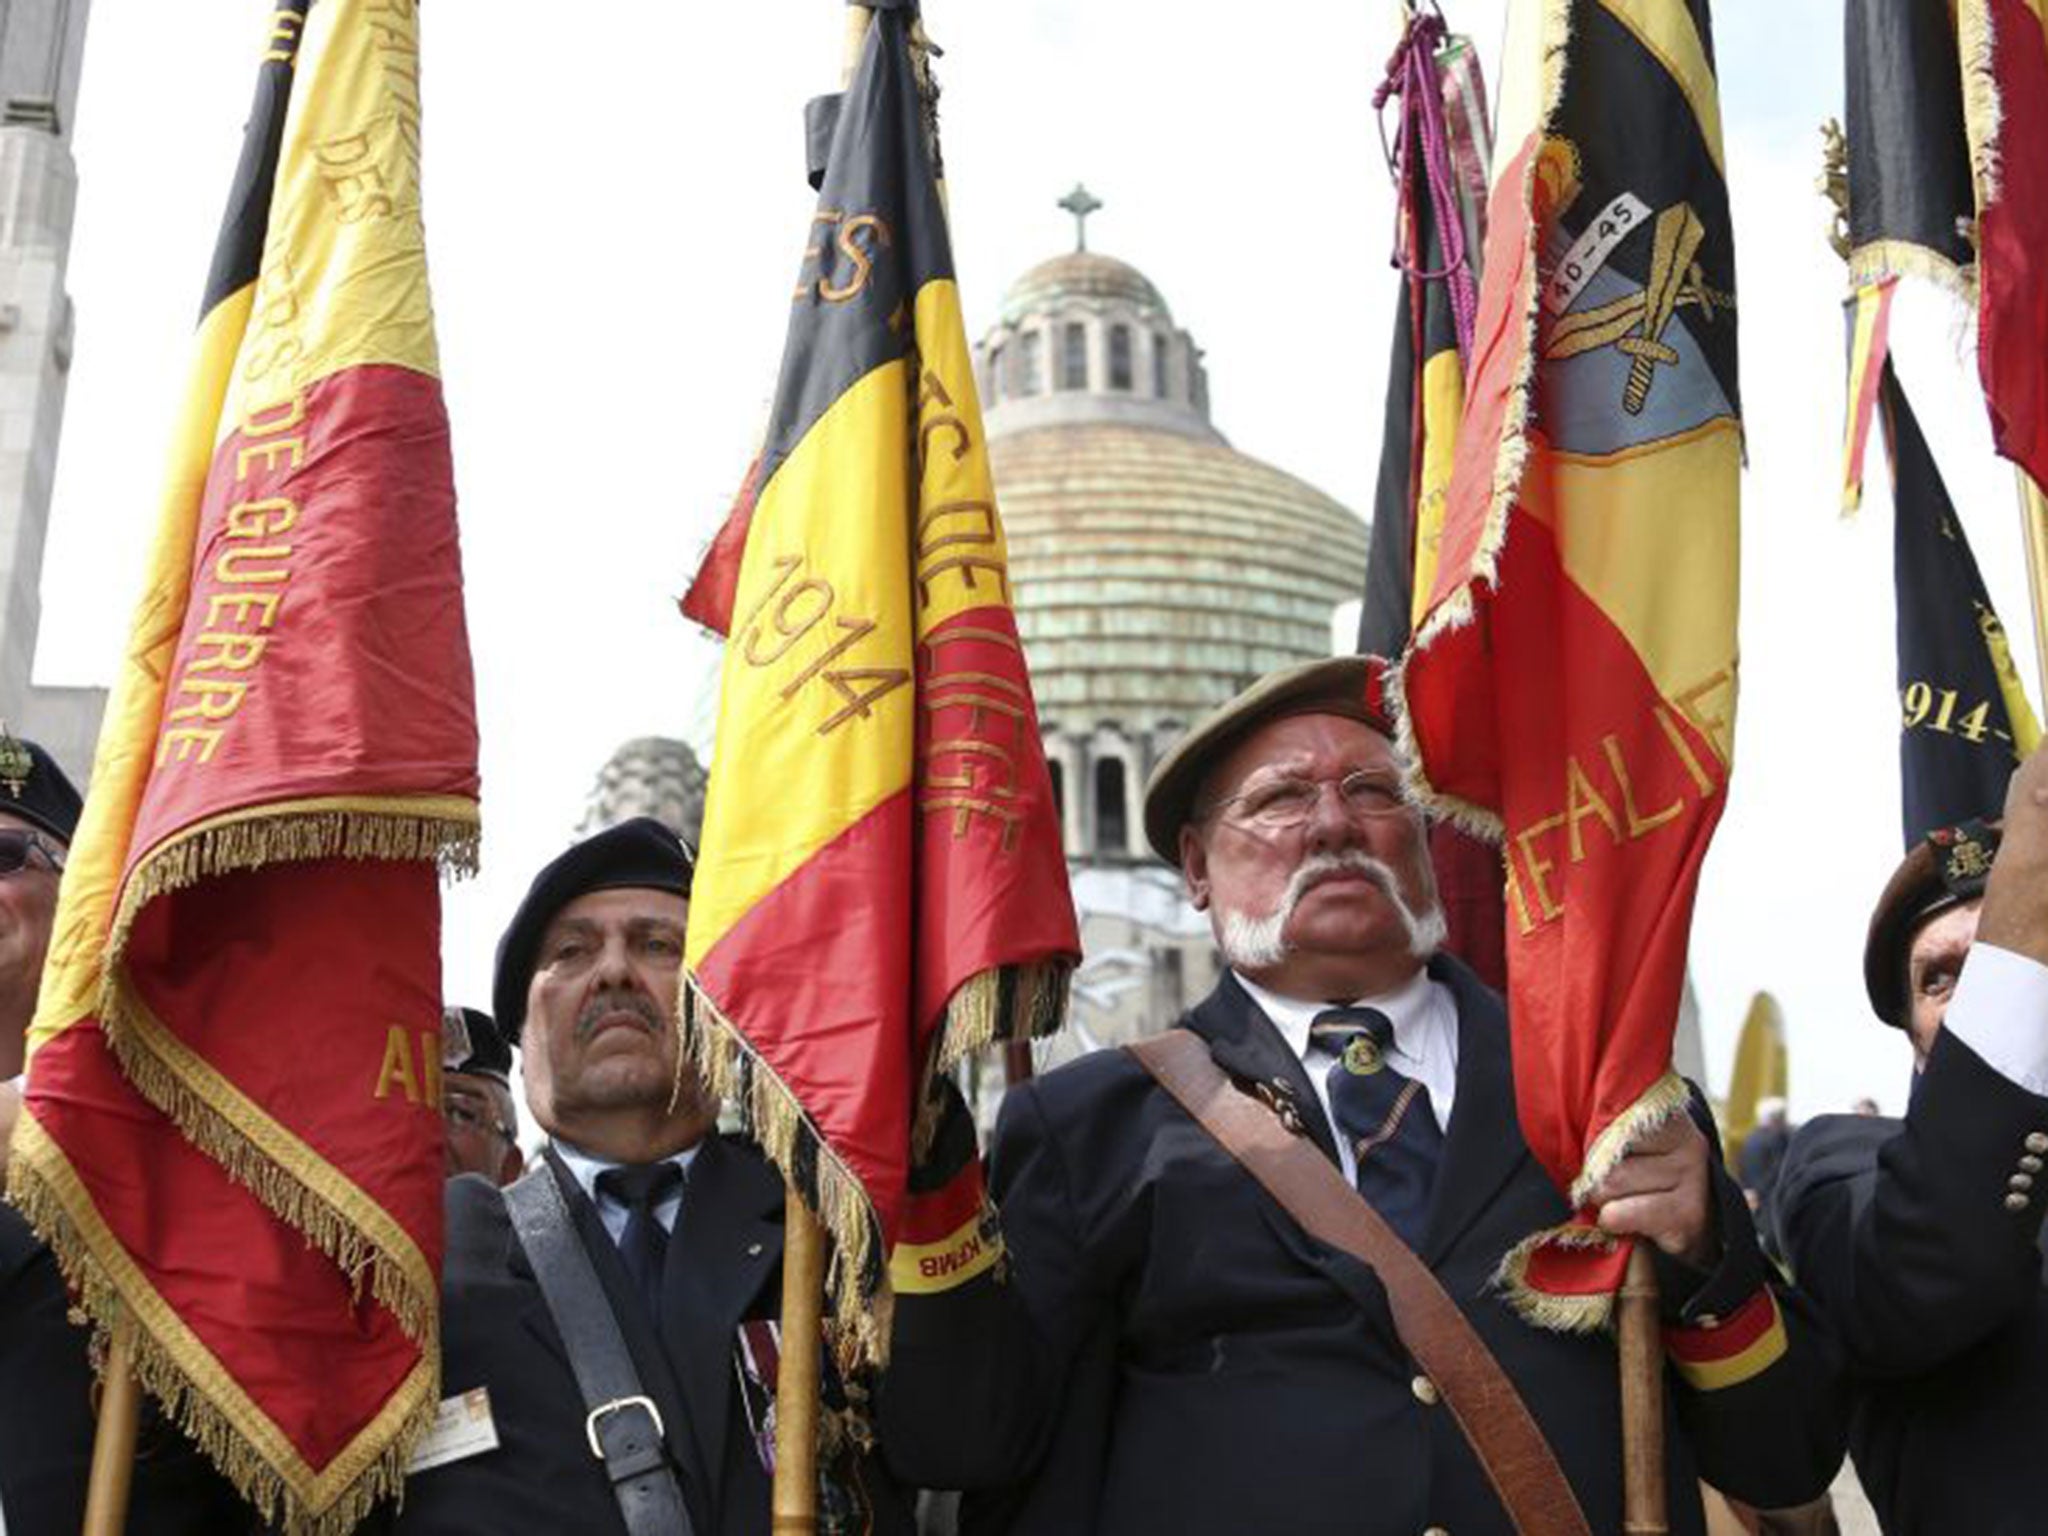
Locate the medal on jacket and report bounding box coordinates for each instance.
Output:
[733,1318,875,1533]
[735,1319,782,1474]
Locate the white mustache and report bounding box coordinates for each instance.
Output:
[1216,850,1446,970]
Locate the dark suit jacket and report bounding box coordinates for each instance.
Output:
[0,1204,254,1535]
[390,1138,917,1536]
[1776,1027,2048,1535]
[956,957,1842,1536]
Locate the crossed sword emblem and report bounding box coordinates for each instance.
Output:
[1545,202,1731,416]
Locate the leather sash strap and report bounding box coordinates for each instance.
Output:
[1127,1029,1592,1536]
[504,1166,697,1536]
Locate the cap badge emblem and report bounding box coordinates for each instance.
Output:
[0,725,29,800]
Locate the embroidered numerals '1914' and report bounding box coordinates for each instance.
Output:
[737,554,909,736]
[1901,680,2012,746]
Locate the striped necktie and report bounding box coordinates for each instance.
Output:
[1308,1006,1444,1249]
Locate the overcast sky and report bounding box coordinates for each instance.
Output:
[35,1,2041,1118]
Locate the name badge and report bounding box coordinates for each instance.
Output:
[407,1387,500,1474]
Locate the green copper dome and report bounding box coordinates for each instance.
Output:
[992,423,1366,723]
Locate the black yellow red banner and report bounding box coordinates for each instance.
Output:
[6,4,477,1529]
[1399,0,1739,1330]
[1358,21,1507,993]
[1842,0,2048,495]
[682,6,1076,1371]
[1881,361,2042,843]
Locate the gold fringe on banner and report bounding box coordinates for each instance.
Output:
[1490,1068,1694,1332]
[680,976,891,1374]
[1959,0,2004,213]
[83,796,478,1345]
[7,1114,438,1536]
[1568,1067,1693,1208]
[1847,239,1975,307]
[911,959,1071,1158]
[1493,1223,1626,1332]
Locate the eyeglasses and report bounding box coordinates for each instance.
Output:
[1198,769,1410,832]
[0,828,64,877]
[443,1098,515,1144]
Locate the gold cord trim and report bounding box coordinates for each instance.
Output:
[7,1111,439,1535]
[681,973,892,1374]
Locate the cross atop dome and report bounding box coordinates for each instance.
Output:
[1058,182,1103,252]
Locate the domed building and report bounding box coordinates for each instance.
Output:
[976,198,1368,1055]
[578,735,709,845]
[573,200,1369,1074]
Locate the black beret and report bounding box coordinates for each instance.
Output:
[1142,655,1399,863]
[493,818,693,1044]
[1863,818,2001,1029]
[0,729,82,844]
[440,1006,512,1083]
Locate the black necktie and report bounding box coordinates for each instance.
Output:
[1308,1006,1444,1249]
[595,1161,685,1322]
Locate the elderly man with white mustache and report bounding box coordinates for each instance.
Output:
[958,656,1841,1536]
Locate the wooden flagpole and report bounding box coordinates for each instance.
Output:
[81,1330,142,1535]
[2016,470,2048,706]
[1618,1243,1668,1535]
[770,11,880,1531]
[770,1192,828,1534]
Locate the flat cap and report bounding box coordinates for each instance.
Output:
[493,817,693,1045]
[1141,654,1396,863]
[0,727,81,844]
[1864,818,2000,1029]
[440,1006,512,1083]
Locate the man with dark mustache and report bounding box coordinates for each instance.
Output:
[390,818,928,1535]
[961,657,1841,1536]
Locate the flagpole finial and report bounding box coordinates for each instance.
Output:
[1059,183,1103,252]
[1817,119,1851,264]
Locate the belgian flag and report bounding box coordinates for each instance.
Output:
[1358,21,1507,993]
[1401,0,1771,1370]
[7,4,478,1529]
[1357,56,1471,658]
[681,0,1077,1369]
[1881,359,2042,843]
[1836,0,1973,510]
[1838,0,2048,498]
[1844,0,1975,297]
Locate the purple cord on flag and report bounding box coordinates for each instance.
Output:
[1375,11,1479,367]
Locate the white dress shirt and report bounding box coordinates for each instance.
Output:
[551,1139,699,1245]
[1235,968,1460,1186]
[1945,941,2048,1095]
